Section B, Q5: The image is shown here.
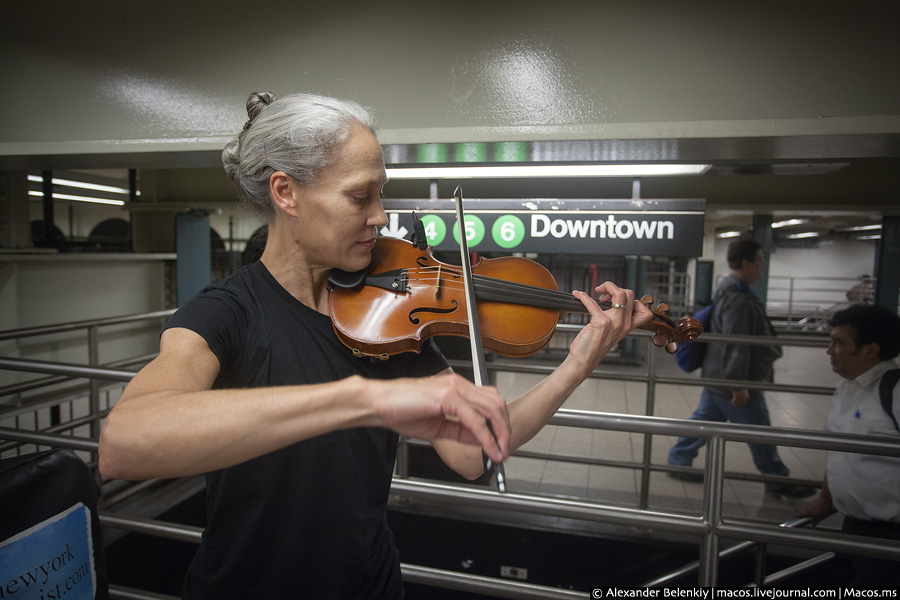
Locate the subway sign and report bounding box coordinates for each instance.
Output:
[381,198,705,256]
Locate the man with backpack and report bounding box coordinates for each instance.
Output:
[666,239,814,498]
[797,303,900,587]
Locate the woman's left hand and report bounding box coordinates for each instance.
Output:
[566,281,654,377]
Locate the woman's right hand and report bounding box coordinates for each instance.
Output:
[367,372,510,464]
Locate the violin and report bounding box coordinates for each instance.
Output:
[328,237,702,360]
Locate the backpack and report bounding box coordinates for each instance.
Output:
[674,303,714,372]
[879,367,900,432]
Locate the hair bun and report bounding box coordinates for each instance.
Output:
[246,91,276,123]
[222,139,241,183]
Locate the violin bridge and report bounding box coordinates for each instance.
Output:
[434,264,442,299]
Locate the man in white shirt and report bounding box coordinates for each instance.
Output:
[798,303,900,587]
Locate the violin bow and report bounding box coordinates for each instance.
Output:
[453,186,507,493]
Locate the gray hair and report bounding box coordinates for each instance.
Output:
[222,91,376,219]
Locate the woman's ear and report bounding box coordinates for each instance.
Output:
[269,171,300,217]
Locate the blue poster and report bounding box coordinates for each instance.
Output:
[0,503,97,600]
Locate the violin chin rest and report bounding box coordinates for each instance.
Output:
[328,268,367,289]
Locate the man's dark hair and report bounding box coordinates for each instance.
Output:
[829,303,900,360]
[726,239,762,270]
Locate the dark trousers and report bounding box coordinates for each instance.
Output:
[667,388,790,485]
[841,515,900,588]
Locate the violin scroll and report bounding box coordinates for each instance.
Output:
[638,295,704,355]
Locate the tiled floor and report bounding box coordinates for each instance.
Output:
[492,342,844,528]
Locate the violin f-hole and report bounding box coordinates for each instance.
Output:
[409,300,459,325]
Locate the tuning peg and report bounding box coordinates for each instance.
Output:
[665,342,678,354]
[651,334,667,347]
[656,303,670,315]
[640,295,654,308]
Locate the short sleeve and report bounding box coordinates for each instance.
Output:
[162,288,248,372]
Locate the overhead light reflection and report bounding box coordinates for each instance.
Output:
[28,174,131,195]
[386,164,711,179]
[28,190,125,206]
[772,218,808,229]
[836,224,882,232]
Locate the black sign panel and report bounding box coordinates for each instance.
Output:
[381,198,705,256]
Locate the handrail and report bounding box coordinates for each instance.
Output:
[0,356,136,382]
[5,407,900,591]
[0,410,108,454]
[640,517,814,587]
[0,309,175,342]
[548,410,900,456]
[755,552,836,587]
[2,412,881,458]
[0,353,154,399]
[109,584,179,600]
[92,476,900,594]
[9,404,896,464]
[0,426,101,452]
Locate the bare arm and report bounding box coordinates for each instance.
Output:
[99,327,510,481]
[433,282,654,479]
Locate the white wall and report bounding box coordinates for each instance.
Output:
[0,256,171,389]
[712,237,876,281]
[711,237,878,312]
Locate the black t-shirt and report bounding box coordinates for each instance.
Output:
[164,260,448,599]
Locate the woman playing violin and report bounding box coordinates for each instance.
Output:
[98,91,653,600]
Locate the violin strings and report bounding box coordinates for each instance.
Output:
[407,266,592,309]
[402,265,676,328]
[405,267,613,313]
[405,266,585,311]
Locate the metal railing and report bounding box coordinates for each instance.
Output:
[764,275,873,331]
[705,273,876,332]
[410,325,833,511]
[2,311,899,596]
[0,310,173,464]
[5,415,899,596]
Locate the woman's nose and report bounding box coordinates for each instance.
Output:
[369,198,388,228]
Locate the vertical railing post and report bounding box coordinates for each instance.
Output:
[787,278,795,331]
[754,541,768,586]
[698,435,725,586]
[88,325,101,480]
[396,436,410,479]
[639,337,657,509]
